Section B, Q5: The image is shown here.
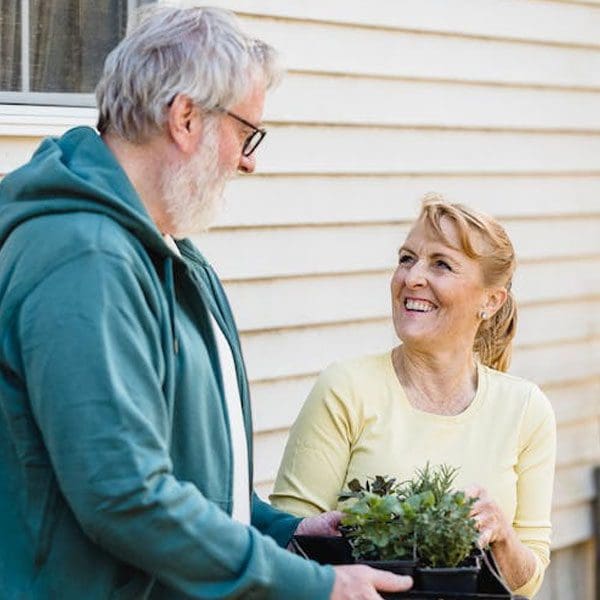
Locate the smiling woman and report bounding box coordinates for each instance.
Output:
[271,195,556,599]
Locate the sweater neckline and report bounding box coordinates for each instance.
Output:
[385,350,488,423]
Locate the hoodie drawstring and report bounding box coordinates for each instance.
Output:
[164,258,179,354]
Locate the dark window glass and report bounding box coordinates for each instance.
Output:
[29,0,128,93]
[0,0,155,97]
[0,0,22,90]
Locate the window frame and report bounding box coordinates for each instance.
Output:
[0,0,146,109]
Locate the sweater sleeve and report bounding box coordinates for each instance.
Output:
[19,250,334,600]
[270,363,357,517]
[512,385,556,598]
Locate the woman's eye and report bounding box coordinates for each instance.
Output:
[435,260,452,271]
[399,254,413,265]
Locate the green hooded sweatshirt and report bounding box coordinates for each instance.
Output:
[0,126,334,599]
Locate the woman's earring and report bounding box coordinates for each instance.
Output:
[479,310,489,320]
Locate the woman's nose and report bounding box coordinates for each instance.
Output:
[405,263,427,288]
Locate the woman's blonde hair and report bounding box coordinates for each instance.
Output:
[417,193,517,372]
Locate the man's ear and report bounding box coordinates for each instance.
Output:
[483,286,508,318]
[166,93,203,155]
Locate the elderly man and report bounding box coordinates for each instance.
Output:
[0,6,412,599]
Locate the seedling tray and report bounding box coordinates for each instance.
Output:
[381,552,515,599]
[292,536,519,599]
[382,594,524,599]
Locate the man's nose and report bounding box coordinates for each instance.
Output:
[238,153,256,174]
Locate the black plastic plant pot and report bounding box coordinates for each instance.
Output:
[292,535,354,565]
[358,559,417,577]
[416,565,480,594]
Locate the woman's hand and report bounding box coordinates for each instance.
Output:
[295,510,343,537]
[465,485,511,548]
[465,484,538,591]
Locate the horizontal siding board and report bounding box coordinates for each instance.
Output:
[251,376,314,433]
[218,176,600,227]
[510,339,600,385]
[512,258,600,305]
[267,73,600,130]
[545,379,600,425]
[225,262,600,331]
[238,17,600,88]
[196,225,406,280]
[240,319,599,382]
[226,272,392,332]
[553,464,598,508]
[5,129,600,177]
[551,503,594,548]
[206,0,600,48]
[257,127,600,175]
[241,320,396,381]
[556,420,600,467]
[514,300,599,347]
[197,218,600,280]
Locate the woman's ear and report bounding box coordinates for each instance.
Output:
[166,93,203,155]
[482,287,508,319]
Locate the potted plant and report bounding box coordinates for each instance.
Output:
[338,475,418,576]
[402,464,481,593]
[338,464,481,592]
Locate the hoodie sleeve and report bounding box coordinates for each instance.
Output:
[252,492,303,548]
[18,247,334,600]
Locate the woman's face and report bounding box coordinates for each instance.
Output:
[391,217,489,353]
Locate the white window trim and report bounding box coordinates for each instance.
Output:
[0,104,98,137]
[0,92,96,107]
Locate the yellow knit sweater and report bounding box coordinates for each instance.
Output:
[271,352,556,598]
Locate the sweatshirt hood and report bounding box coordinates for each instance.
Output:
[0,126,169,255]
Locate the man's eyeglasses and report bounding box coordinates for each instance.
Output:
[221,109,266,157]
[166,95,267,157]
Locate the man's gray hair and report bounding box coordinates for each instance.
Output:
[95,5,281,142]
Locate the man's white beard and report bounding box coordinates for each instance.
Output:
[163,116,231,238]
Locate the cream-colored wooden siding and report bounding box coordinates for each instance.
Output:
[200,0,600,564]
[0,0,598,595]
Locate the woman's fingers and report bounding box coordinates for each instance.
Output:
[464,485,505,546]
[464,484,483,497]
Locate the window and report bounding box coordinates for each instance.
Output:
[0,0,154,107]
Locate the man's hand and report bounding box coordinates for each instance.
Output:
[331,565,413,600]
[295,511,343,537]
